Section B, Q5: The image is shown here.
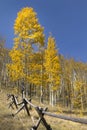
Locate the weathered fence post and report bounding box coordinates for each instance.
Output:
[7,94,18,109]
[30,107,52,130]
[12,98,31,117]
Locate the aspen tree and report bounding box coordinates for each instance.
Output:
[44,36,61,106]
[74,80,84,111]
[73,62,87,111]
[7,7,45,95]
[0,38,9,87]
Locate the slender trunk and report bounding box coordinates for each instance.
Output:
[40,85,43,103]
[81,96,84,111]
[51,90,54,107]
[34,84,36,96]
[29,83,32,99]
[70,81,74,110]
[49,89,51,105]
[80,88,84,111]
[40,55,44,104]
[17,80,20,94]
[54,91,57,105]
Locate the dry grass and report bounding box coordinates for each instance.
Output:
[0,89,87,130]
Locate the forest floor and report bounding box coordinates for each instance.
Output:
[0,88,87,130]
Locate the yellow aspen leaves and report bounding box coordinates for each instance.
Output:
[14,7,45,46]
[44,36,61,90]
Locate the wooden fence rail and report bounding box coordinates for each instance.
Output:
[43,111,87,124]
[7,94,87,130]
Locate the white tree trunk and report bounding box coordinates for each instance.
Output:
[50,90,52,105]
[51,90,54,107]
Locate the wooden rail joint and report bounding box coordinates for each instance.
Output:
[7,94,18,109]
[31,107,52,130]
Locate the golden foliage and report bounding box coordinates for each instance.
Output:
[14,7,45,46]
[44,36,61,90]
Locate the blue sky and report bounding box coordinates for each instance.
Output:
[0,0,87,62]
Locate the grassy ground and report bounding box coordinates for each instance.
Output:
[0,89,87,130]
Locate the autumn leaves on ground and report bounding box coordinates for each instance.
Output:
[0,89,87,130]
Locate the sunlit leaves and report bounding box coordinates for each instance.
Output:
[14,7,45,46]
[44,36,61,90]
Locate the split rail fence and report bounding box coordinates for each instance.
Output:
[7,93,87,130]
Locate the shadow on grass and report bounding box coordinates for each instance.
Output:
[0,114,26,130]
